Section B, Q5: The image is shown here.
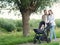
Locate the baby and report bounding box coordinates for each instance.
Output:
[40,24,45,30]
[39,21,46,31]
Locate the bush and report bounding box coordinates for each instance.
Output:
[0,18,60,32]
[0,27,7,32]
[29,19,60,30]
[17,27,23,31]
[29,19,40,29]
[15,20,23,27]
[0,18,16,32]
[0,18,23,32]
[56,19,60,27]
[15,20,23,31]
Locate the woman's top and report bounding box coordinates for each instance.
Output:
[47,14,56,26]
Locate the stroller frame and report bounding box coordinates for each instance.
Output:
[33,23,51,43]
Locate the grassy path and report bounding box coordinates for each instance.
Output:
[18,38,60,45]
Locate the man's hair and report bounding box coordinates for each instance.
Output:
[44,10,46,12]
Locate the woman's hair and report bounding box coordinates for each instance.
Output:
[49,10,53,14]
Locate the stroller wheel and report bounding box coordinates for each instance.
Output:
[33,39,37,44]
[38,37,41,44]
[33,37,37,44]
[47,38,51,43]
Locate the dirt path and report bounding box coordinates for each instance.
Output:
[18,38,60,45]
[18,43,38,45]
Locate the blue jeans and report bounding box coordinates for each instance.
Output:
[50,25,56,41]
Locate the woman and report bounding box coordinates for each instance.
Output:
[47,10,56,41]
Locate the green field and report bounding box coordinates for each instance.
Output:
[0,19,60,45]
[0,27,60,45]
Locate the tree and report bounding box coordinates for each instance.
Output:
[0,0,59,36]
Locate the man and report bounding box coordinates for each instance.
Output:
[39,10,48,29]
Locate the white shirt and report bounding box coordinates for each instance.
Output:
[47,14,56,26]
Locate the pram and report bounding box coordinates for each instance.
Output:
[33,22,51,43]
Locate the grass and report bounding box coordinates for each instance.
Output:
[55,27,60,38]
[0,32,33,45]
[0,27,60,45]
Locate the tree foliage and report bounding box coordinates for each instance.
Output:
[0,0,59,13]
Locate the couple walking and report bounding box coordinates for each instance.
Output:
[40,9,56,41]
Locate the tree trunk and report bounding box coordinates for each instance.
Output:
[22,11,30,36]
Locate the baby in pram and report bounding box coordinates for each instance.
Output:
[39,21,51,36]
[39,21,45,30]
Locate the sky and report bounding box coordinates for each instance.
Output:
[30,3,60,19]
[0,3,60,20]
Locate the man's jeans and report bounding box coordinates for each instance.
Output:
[50,25,56,41]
